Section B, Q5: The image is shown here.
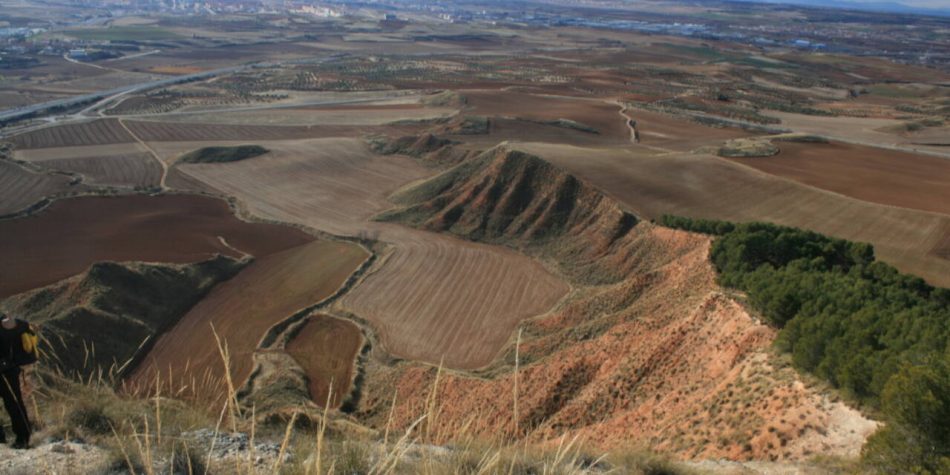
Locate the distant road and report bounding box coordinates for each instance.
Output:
[0,64,248,127]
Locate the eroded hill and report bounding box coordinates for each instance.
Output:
[358,146,877,461]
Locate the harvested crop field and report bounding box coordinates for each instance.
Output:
[176,138,431,235]
[0,160,76,216]
[127,240,368,403]
[122,119,430,143]
[175,138,571,369]
[0,194,313,298]
[341,231,569,369]
[43,153,162,188]
[286,315,363,408]
[728,141,950,216]
[514,142,950,288]
[9,119,135,149]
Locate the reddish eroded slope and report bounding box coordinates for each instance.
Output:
[359,147,876,461]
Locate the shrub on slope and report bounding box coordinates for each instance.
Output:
[179,145,269,164]
[661,215,950,472]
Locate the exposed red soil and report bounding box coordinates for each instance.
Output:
[285,315,363,408]
[0,194,312,298]
[127,240,368,404]
[729,141,950,216]
[9,119,135,149]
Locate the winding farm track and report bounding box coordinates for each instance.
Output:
[117,118,169,189]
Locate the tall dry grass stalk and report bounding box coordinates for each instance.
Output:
[513,328,522,440]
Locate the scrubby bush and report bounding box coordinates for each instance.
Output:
[660,216,950,471]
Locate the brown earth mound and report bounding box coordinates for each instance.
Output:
[0,194,312,298]
[360,146,877,461]
[286,315,363,408]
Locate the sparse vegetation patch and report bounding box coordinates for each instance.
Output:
[179,145,269,164]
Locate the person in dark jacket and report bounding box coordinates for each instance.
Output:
[0,312,31,449]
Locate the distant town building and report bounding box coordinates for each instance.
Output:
[68,49,88,59]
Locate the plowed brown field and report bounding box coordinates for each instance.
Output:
[0,160,75,216]
[728,141,950,216]
[127,240,368,401]
[9,119,134,149]
[0,194,313,297]
[286,315,363,408]
[176,138,570,369]
[514,142,950,288]
[43,153,162,188]
[341,233,569,368]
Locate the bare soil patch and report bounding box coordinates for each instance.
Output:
[0,194,312,297]
[729,141,950,216]
[286,315,363,408]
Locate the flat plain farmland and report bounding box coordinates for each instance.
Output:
[176,138,571,369]
[127,240,368,402]
[728,141,950,216]
[0,160,76,216]
[176,138,432,235]
[9,119,135,149]
[160,104,457,127]
[125,120,431,143]
[286,315,363,408]
[514,142,950,288]
[43,153,162,188]
[0,194,313,297]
